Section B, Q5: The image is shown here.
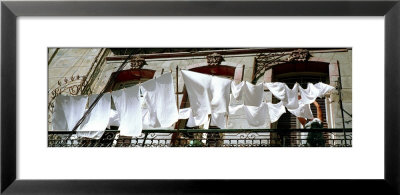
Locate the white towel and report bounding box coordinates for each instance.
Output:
[210,112,227,129]
[314,82,335,98]
[231,81,264,106]
[52,95,68,130]
[181,70,212,116]
[264,82,286,100]
[287,102,313,119]
[187,110,209,127]
[265,82,299,109]
[266,101,286,123]
[155,73,179,127]
[298,83,320,104]
[242,102,270,127]
[298,82,334,104]
[108,109,120,128]
[228,104,244,115]
[112,85,142,137]
[210,76,231,114]
[231,81,245,100]
[283,83,299,109]
[52,95,88,131]
[178,108,192,119]
[243,82,264,106]
[141,78,159,127]
[77,93,111,139]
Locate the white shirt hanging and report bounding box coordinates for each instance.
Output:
[52,95,88,131]
[266,101,286,123]
[77,93,111,139]
[112,85,142,137]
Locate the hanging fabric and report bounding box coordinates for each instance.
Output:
[265,82,299,110]
[299,82,335,104]
[112,85,142,137]
[178,108,192,120]
[287,101,314,119]
[181,70,212,117]
[108,109,120,128]
[210,76,231,114]
[266,101,286,123]
[77,93,111,139]
[210,112,227,129]
[242,102,270,127]
[52,95,88,131]
[231,81,264,106]
[155,73,179,127]
[141,79,159,128]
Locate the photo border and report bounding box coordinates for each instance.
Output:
[2,1,399,194]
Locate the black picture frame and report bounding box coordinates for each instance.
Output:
[1,1,399,194]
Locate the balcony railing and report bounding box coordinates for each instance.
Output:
[48,128,352,147]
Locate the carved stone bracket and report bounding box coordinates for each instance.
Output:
[287,49,310,62]
[130,56,146,69]
[206,53,224,66]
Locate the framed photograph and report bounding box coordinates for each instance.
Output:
[2,0,399,194]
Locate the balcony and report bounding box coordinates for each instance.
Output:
[48,128,352,147]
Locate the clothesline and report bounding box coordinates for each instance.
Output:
[51,70,335,139]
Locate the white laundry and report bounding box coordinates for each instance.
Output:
[242,102,270,127]
[243,82,264,106]
[181,70,212,116]
[314,82,335,98]
[77,93,111,139]
[287,101,314,119]
[264,82,286,100]
[299,82,335,104]
[265,82,299,109]
[231,81,264,106]
[155,73,179,127]
[298,83,320,104]
[210,76,231,114]
[210,112,227,129]
[231,81,245,100]
[266,101,286,123]
[178,108,192,119]
[52,95,68,130]
[283,83,299,109]
[108,109,120,128]
[187,110,209,127]
[141,78,159,127]
[228,104,244,115]
[52,95,88,131]
[112,85,142,137]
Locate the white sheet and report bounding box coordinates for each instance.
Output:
[299,82,335,104]
[155,73,179,127]
[178,108,192,119]
[287,102,314,119]
[181,70,212,116]
[243,82,264,106]
[52,95,88,131]
[77,93,111,139]
[141,78,159,127]
[231,81,245,100]
[243,102,270,127]
[210,76,231,113]
[52,95,68,130]
[265,82,299,110]
[112,85,142,137]
[210,112,227,129]
[266,101,286,123]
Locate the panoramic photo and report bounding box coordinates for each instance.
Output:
[48,48,352,147]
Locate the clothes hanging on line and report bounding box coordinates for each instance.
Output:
[266,101,286,123]
[141,73,178,128]
[108,109,120,128]
[210,76,231,114]
[77,93,111,139]
[242,102,270,127]
[52,95,88,131]
[298,82,335,104]
[264,82,299,109]
[231,81,264,106]
[287,101,313,119]
[112,85,142,137]
[181,70,212,117]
